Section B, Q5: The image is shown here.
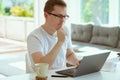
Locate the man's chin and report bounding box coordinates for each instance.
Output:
[56,26,62,30]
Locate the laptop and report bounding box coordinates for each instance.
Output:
[56,51,110,77]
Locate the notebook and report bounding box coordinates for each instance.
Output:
[56,51,110,77]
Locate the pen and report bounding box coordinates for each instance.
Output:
[51,75,68,78]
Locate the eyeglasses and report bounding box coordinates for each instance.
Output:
[47,12,69,20]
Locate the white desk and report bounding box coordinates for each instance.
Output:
[1,62,120,80]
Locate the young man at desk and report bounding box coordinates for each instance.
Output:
[27,0,79,70]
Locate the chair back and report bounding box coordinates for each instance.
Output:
[25,53,35,73]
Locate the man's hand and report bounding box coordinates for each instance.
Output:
[57,28,66,43]
[66,49,80,66]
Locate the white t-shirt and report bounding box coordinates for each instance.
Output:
[27,26,72,70]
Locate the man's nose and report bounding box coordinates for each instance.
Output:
[60,17,66,22]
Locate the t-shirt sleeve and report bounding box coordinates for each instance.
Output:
[64,26,73,49]
[67,32,72,49]
[27,34,43,55]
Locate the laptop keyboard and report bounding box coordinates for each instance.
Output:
[61,68,77,73]
[56,67,79,77]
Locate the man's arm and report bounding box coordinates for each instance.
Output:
[31,28,66,68]
[66,49,80,66]
[32,41,63,68]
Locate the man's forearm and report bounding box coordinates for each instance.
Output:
[39,41,63,68]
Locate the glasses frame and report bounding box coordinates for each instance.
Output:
[47,12,69,20]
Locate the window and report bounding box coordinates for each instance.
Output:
[0,0,34,17]
[81,0,109,25]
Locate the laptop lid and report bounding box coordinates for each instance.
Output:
[56,51,110,77]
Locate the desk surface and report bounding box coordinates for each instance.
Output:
[1,62,120,80]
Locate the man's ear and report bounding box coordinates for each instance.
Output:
[44,12,48,19]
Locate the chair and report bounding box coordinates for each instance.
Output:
[25,53,35,73]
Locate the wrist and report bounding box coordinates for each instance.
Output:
[57,40,64,44]
[57,41,64,45]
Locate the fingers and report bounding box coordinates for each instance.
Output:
[76,60,80,66]
[57,28,66,42]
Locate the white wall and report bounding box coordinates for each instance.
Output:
[109,0,119,25]
[34,0,47,27]
[65,0,81,25]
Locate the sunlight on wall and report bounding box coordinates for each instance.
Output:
[64,0,81,26]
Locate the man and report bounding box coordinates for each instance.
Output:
[27,0,79,69]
